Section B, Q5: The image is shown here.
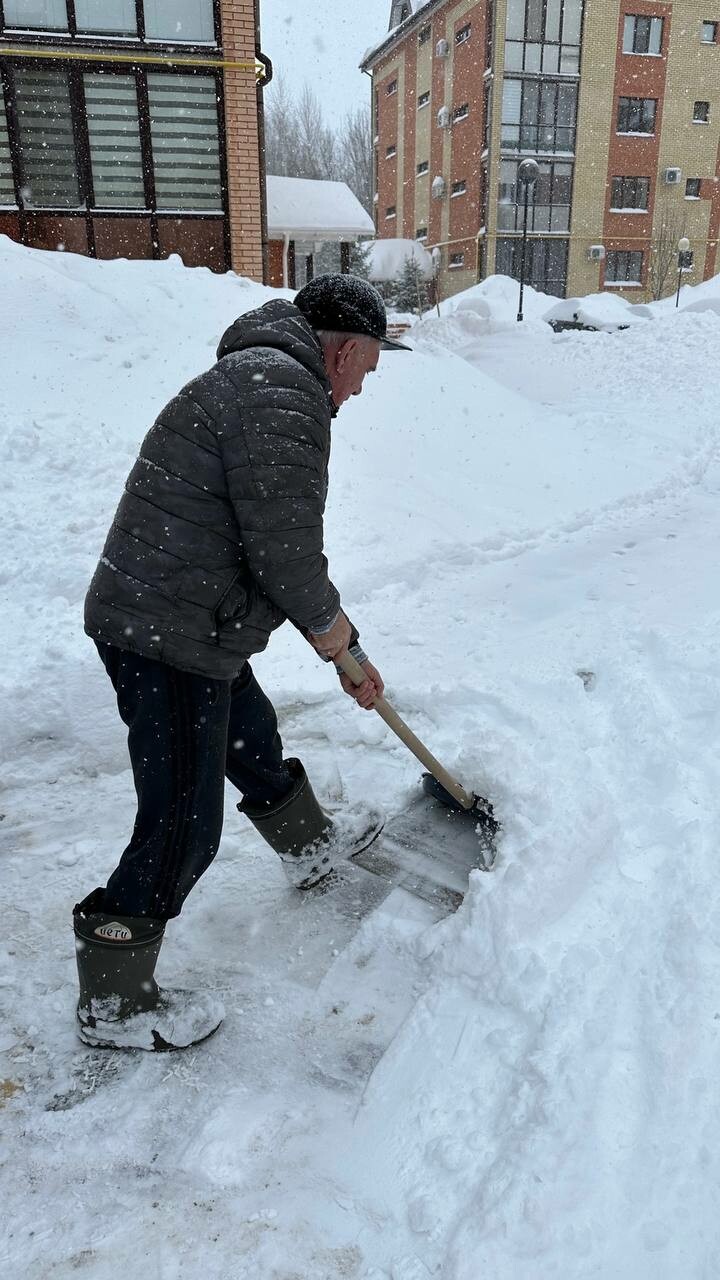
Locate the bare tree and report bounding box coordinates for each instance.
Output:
[337,106,373,213]
[264,80,373,213]
[648,200,688,300]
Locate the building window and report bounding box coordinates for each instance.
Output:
[3,63,223,213]
[502,79,578,152]
[0,107,14,207]
[496,235,569,297]
[456,23,472,45]
[416,226,428,240]
[418,91,431,109]
[685,177,702,197]
[13,67,81,208]
[451,179,467,196]
[3,0,68,28]
[701,20,718,42]
[449,252,465,268]
[453,103,470,122]
[418,25,431,44]
[610,176,650,210]
[75,1,136,34]
[623,15,664,55]
[605,250,643,283]
[84,73,145,208]
[387,80,398,95]
[386,144,397,157]
[2,0,217,41]
[616,96,656,134]
[385,205,397,219]
[505,0,583,75]
[147,74,221,210]
[693,100,710,122]
[497,158,572,232]
[486,0,495,68]
[483,82,492,149]
[417,160,429,175]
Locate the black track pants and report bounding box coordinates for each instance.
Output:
[95,642,294,919]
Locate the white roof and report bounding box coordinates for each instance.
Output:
[266,175,374,241]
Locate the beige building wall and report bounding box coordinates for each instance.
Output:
[655,2,720,283]
[568,0,619,297]
[483,0,508,276]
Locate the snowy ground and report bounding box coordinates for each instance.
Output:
[2,237,720,1279]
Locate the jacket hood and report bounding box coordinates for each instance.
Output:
[217,299,332,400]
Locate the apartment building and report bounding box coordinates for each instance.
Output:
[0,0,269,278]
[361,0,720,300]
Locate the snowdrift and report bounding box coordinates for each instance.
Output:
[2,236,720,1280]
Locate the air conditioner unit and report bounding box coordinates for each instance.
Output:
[436,38,450,56]
[437,106,450,128]
[664,167,682,185]
[587,244,605,261]
[432,175,446,199]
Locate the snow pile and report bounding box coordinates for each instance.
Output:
[544,290,654,330]
[2,237,720,1279]
[366,236,435,282]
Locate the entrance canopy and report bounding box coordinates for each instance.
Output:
[265,176,374,242]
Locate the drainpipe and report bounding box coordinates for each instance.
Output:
[255,0,272,285]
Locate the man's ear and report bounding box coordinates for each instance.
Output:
[336,337,357,370]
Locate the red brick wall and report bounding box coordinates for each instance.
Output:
[448,4,486,271]
[602,0,672,290]
[376,68,401,229]
[402,40,418,238]
[220,0,264,280]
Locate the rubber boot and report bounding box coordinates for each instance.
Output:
[238,758,384,889]
[73,889,224,1052]
[238,758,334,888]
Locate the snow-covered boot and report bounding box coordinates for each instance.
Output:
[73,889,224,1052]
[238,758,383,890]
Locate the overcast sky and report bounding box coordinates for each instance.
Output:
[260,1,390,119]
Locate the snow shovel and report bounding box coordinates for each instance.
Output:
[336,651,499,906]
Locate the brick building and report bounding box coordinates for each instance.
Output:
[361,0,720,300]
[0,0,269,279]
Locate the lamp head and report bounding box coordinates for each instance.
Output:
[517,159,541,186]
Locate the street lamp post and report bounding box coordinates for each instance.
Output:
[516,158,540,322]
[675,236,692,309]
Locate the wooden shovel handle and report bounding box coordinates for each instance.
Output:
[336,650,475,811]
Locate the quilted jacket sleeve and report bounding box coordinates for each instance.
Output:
[210,349,342,634]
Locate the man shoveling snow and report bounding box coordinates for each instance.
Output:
[74,274,409,1052]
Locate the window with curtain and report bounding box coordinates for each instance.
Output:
[3,0,67,29]
[502,78,577,152]
[74,0,137,34]
[617,97,656,134]
[13,67,81,208]
[146,74,222,211]
[497,158,572,231]
[143,0,216,43]
[0,110,16,206]
[504,0,583,74]
[495,235,568,296]
[605,250,643,283]
[84,73,145,208]
[623,15,663,54]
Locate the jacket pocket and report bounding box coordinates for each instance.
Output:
[213,571,252,641]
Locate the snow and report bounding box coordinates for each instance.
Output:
[3,233,720,1278]
[544,291,654,331]
[366,237,435,282]
[266,174,374,241]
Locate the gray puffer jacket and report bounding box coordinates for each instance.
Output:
[84,299,351,679]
